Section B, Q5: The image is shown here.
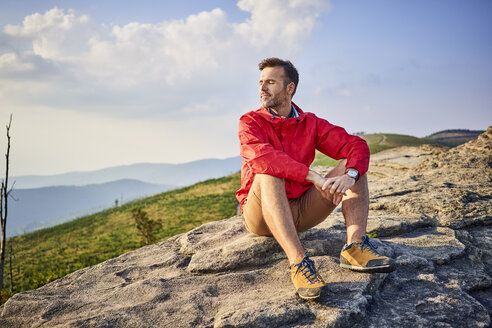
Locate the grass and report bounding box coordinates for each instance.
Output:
[311,151,341,166]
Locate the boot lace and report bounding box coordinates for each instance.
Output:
[357,235,380,256]
[293,253,323,285]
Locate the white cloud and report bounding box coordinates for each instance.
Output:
[4,7,89,37]
[82,8,235,85]
[4,7,93,61]
[235,0,328,49]
[0,53,35,71]
[0,1,330,174]
[1,1,329,117]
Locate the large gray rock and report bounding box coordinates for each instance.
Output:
[1,128,491,327]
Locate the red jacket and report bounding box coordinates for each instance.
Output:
[236,102,370,210]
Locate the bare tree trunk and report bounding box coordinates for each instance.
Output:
[0,181,3,295]
[0,114,12,294]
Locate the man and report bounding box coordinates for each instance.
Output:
[236,57,395,300]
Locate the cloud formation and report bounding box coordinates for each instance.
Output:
[1,1,329,119]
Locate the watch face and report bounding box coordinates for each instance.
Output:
[347,170,358,178]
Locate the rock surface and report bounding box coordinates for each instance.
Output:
[1,127,491,328]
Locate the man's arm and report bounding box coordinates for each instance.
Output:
[305,116,369,205]
[314,117,370,176]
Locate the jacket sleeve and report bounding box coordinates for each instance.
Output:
[314,116,370,176]
[239,115,309,182]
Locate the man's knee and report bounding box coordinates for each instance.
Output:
[243,204,274,237]
[254,173,284,185]
[247,223,272,237]
[251,173,285,196]
[344,173,368,199]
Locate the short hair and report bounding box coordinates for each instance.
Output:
[258,57,299,96]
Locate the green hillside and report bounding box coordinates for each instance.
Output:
[311,133,440,166]
[2,173,241,303]
[361,133,439,151]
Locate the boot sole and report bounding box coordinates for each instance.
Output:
[296,291,321,300]
[340,263,395,273]
[296,287,322,300]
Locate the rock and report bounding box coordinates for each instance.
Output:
[1,128,491,327]
[366,211,433,237]
[368,128,492,230]
[360,271,490,328]
[385,227,466,265]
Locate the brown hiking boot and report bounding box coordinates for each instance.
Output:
[290,253,326,299]
[340,236,396,273]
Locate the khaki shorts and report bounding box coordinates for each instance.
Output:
[242,179,337,236]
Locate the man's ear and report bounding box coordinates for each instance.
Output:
[287,82,295,96]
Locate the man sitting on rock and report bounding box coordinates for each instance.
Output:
[236,57,395,300]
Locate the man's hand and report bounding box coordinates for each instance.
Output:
[321,174,355,205]
[306,169,356,206]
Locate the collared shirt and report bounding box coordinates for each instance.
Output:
[268,104,299,119]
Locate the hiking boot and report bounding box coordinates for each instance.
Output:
[290,252,326,299]
[340,236,395,273]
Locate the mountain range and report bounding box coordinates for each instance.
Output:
[7,156,242,236]
[7,179,174,237]
[11,157,242,189]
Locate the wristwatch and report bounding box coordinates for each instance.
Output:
[345,168,359,181]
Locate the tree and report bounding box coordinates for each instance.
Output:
[0,114,13,297]
[131,208,162,246]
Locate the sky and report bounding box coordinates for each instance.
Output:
[0,0,491,176]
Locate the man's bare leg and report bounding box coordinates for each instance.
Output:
[248,163,369,262]
[334,163,395,273]
[254,173,305,265]
[247,174,326,300]
[323,161,369,245]
[341,174,368,244]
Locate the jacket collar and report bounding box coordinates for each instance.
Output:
[257,102,306,122]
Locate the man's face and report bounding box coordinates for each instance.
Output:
[259,66,292,109]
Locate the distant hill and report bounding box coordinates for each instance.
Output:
[426,129,485,147]
[361,133,440,152]
[311,132,441,166]
[7,156,242,237]
[311,129,486,167]
[7,179,175,237]
[11,156,242,189]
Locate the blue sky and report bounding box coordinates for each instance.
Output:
[0,0,491,176]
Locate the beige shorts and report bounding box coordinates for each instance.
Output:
[242,179,337,236]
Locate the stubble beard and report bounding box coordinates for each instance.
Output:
[261,90,287,109]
